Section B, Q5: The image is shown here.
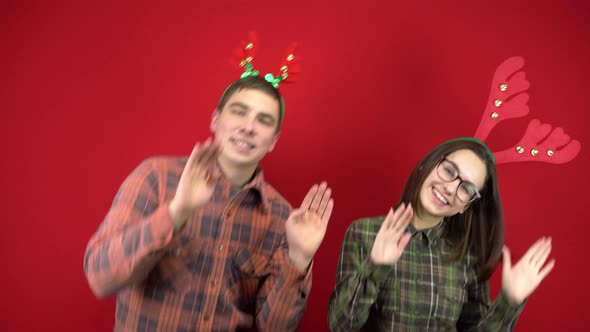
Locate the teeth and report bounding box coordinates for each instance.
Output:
[231,138,254,148]
[433,188,448,205]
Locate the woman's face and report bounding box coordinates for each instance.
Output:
[419,149,488,219]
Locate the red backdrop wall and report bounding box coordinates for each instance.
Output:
[2,0,589,330]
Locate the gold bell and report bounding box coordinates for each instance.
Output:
[547,149,555,157]
[287,54,294,61]
[516,146,525,154]
[531,148,539,156]
[499,83,508,92]
[491,112,499,119]
[245,42,253,50]
[494,99,503,107]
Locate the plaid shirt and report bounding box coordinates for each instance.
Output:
[84,157,311,331]
[328,216,525,331]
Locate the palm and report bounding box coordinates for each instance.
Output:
[174,139,221,211]
[176,169,216,209]
[286,209,326,259]
[502,237,554,305]
[370,203,413,265]
[285,182,334,266]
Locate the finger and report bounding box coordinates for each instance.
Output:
[532,241,552,269]
[382,208,395,230]
[205,168,221,186]
[318,186,333,215]
[397,233,411,252]
[194,162,208,180]
[522,237,548,263]
[300,184,319,210]
[202,142,222,171]
[538,259,555,280]
[309,182,328,212]
[321,198,334,224]
[388,203,406,230]
[185,142,202,169]
[393,203,413,234]
[197,138,216,164]
[502,246,512,274]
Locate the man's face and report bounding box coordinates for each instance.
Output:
[211,88,280,169]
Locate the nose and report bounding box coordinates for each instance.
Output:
[442,178,461,195]
[239,116,256,135]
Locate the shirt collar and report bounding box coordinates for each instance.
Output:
[408,219,447,244]
[214,163,274,211]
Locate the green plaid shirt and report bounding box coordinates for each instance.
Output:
[328,216,525,331]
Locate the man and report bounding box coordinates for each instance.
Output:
[84,75,334,331]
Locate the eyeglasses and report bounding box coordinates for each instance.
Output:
[436,157,481,203]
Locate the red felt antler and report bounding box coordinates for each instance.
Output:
[230,31,257,70]
[474,56,531,141]
[473,56,581,165]
[494,119,581,164]
[274,42,301,84]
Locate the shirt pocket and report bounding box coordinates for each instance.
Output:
[226,248,271,308]
[435,282,466,325]
[146,239,208,292]
[233,247,271,277]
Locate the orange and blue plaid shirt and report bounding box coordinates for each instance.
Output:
[84,156,311,331]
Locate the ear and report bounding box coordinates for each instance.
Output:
[267,132,280,153]
[210,109,220,133]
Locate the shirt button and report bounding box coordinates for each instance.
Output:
[203,314,210,321]
[211,279,218,286]
[218,244,224,252]
[226,211,232,217]
[175,248,181,256]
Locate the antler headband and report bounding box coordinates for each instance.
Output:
[231,32,301,89]
[454,56,581,165]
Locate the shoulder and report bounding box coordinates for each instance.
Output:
[263,183,293,210]
[343,215,386,242]
[130,155,187,175]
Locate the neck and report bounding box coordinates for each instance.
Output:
[412,212,443,231]
[217,157,258,188]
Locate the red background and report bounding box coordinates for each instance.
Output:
[2,0,589,330]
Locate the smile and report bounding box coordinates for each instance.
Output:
[230,137,255,150]
[432,187,449,205]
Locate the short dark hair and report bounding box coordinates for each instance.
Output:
[398,138,503,281]
[217,76,284,132]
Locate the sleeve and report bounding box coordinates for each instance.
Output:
[327,220,393,332]
[255,235,313,332]
[456,277,526,331]
[83,158,184,298]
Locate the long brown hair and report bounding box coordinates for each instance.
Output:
[399,138,503,281]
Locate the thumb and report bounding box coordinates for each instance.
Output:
[502,246,512,273]
[397,233,411,252]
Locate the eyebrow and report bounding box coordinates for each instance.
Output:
[445,158,476,185]
[258,112,277,123]
[228,101,249,110]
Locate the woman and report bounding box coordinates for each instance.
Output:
[328,138,553,331]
